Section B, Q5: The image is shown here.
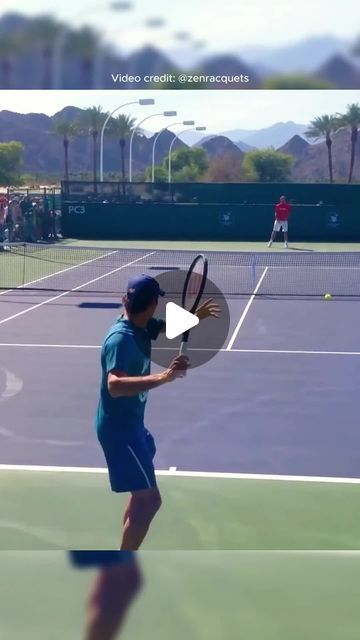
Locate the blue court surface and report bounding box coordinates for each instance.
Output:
[1,244,360,549]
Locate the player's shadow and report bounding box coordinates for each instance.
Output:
[288,247,315,252]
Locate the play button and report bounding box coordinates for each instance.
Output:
[130,267,230,370]
[165,302,199,339]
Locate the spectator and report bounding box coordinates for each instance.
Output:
[4,205,15,243]
[42,197,52,241]
[24,203,37,242]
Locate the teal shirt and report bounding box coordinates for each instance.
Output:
[96,316,164,442]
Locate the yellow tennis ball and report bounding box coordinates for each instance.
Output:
[324,293,332,301]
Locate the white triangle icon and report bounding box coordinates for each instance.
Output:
[165,302,199,340]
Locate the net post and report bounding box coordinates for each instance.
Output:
[22,243,26,286]
[251,253,256,290]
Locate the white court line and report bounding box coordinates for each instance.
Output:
[1,344,360,357]
[0,248,119,297]
[1,463,360,484]
[0,251,156,327]
[226,267,268,351]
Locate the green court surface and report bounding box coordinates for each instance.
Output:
[0,551,359,640]
[1,469,360,550]
[64,239,360,252]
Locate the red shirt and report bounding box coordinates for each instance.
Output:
[275,202,291,221]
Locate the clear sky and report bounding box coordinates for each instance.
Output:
[0,1,358,51]
[1,90,359,132]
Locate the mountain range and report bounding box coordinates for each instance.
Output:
[278,130,360,182]
[181,122,309,149]
[168,36,357,74]
[238,36,355,74]
[0,107,359,182]
[0,107,185,176]
[0,13,359,89]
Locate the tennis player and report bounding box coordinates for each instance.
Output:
[69,551,141,640]
[96,274,220,551]
[268,195,292,248]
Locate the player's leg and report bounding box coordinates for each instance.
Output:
[283,221,289,247]
[121,487,162,550]
[120,431,161,549]
[100,430,161,549]
[123,497,132,525]
[70,551,141,640]
[85,560,142,640]
[268,219,279,247]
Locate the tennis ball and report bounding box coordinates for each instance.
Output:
[324,293,332,301]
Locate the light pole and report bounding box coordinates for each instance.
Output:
[151,120,195,182]
[129,111,177,183]
[99,98,154,182]
[168,126,206,184]
[93,16,165,89]
[52,1,133,89]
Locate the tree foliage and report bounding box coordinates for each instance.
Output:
[242,149,293,182]
[0,141,24,186]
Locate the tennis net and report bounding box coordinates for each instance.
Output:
[1,243,360,298]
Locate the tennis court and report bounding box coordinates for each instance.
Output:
[1,551,360,640]
[1,240,360,549]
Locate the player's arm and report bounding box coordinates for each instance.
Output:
[159,299,220,333]
[108,370,169,397]
[108,357,189,397]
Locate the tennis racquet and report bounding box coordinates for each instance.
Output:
[179,254,208,361]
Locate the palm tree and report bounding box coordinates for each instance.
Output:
[23,17,62,88]
[67,27,99,89]
[52,120,79,183]
[108,114,137,184]
[78,106,108,186]
[336,104,360,183]
[0,32,22,89]
[352,37,360,56]
[305,115,339,183]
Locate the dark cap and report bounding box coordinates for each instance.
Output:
[126,274,165,303]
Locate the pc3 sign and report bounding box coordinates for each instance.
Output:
[68,205,86,214]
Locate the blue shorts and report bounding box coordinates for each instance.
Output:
[99,429,157,493]
[69,551,135,568]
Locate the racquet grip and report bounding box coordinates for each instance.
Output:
[179,341,188,377]
[179,341,187,355]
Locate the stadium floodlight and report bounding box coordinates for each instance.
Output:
[100,99,156,182]
[146,18,166,28]
[93,17,165,88]
[174,31,192,41]
[168,126,207,183]
[151,120,195,183]
[110,1,134,9]
[129,111,177,182]
[52,2,130,89]
[193,40,207,50]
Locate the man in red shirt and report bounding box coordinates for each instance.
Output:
[268,195,292,248]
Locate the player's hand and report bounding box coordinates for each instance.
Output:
[196,298,221,320]
[163,355,190,382]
